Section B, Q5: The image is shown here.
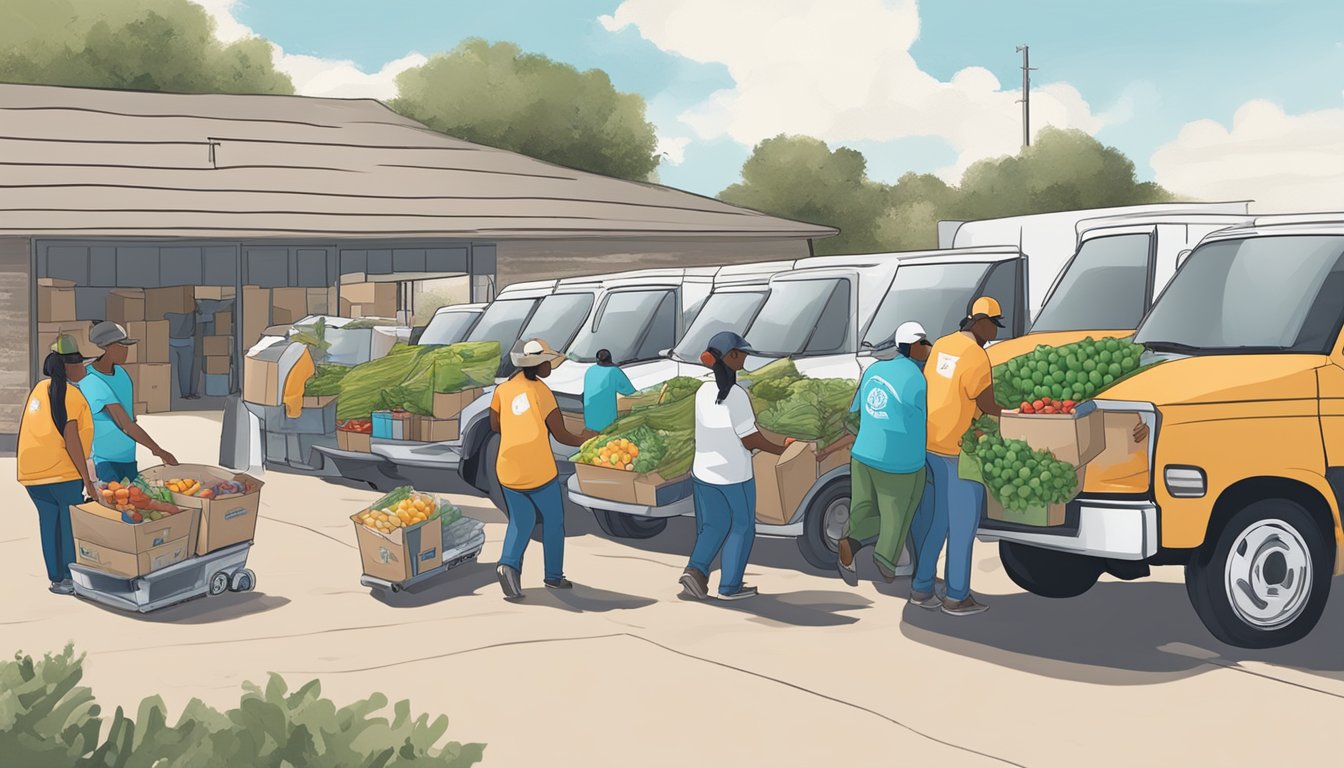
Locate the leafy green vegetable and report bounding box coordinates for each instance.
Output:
[962,416,1079,511]
[290,316,331,363]
[304,363,350,396]
[335,342,500,420]
[994,336,1148,408]
[752,377,857,449]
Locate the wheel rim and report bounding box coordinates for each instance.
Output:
[210,573,228,596]
[1223,519,1312,630]
[822,498,850,553]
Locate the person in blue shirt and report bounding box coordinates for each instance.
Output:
[837,321,933,585]
[81,322,178,483]
[582,349,636,433]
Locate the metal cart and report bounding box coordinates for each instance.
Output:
[360,517,487,594]
[69,542,255,613]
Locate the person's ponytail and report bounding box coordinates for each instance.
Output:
[43,352,70,432]
[701,347,736,405]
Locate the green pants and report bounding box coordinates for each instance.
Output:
[848,459,926,572]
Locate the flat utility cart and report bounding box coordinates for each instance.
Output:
[69,542,255,614]
[359,516,486,594]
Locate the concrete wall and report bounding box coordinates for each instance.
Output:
[0,237,30,440]
[493,237,814,288]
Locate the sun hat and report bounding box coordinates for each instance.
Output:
[509,338,566,368]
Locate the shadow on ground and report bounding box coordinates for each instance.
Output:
[370,561,498,607]
[81,592,291,624]
[699,588,872,628]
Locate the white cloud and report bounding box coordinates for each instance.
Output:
[600,0,1106,180]
[656,135,692,165]
[1151,100,1344,211]
[190,0,424,100]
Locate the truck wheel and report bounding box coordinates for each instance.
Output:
[999,541,1104,598]
[797,482,847,571]
[1185,499,1331,649]
[591,508,668,539]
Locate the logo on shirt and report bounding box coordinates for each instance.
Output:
[936,352,960,379]
[864,375,900,419]
[510,392,531,416]
[29,398,40,413]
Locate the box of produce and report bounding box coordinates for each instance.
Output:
[71,478,199,578]
[408,414,459,443]
[302,361,349,409]
[140,464,264,555]
[573,428,691,506]
[432,387,485,420]
[993,337,1149,409]
[336,342,499,421]
[742,360,858,452]
[337,419,372,452]
[1000,398,1104,467]
[351,487,449,582]
[753,440,821,525]
[961,416,1082,528]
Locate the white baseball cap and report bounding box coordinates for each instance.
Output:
[894,321,929,346]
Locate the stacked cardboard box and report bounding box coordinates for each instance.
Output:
[123,320,169,364]
[70,501,200,578]
[123,362,171,413]
[106,289,145,325]
[38,278,77,323]
[242,285,271,348]
[339,281,397,319]
[194,286,236,301]
[271,287,309,326]
[202,334,233,375]
[145,286,195,319]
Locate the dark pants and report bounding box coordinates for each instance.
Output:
[499,479,566,582]
[94,460,138,484]
[26,480,84,582]
[170,340,196,397]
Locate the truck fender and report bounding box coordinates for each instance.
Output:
[1208,471,1342,575]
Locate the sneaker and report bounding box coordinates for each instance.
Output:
[908,590,941,610]
[679,568,709,600]
[873,555,898,584]
[49,580,75,596]
[941,596,989,616]
[836,537,860,587]
[544,577,573,590]
[496,565,523,600]
[717,586,759,601]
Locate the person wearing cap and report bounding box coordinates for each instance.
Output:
[492,338,597,599]
[680,330,789,601]
[17,335,98,595]
[81,321,178,483]
[582,348,636,433]
[836,321,934,586]
[909,297,1006,616]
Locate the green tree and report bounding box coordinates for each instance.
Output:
[0,0,293,94]
[719,135,889,255]
[392,39,659,181]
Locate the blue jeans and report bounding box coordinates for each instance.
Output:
[26,480,84,583]
[94,460,138,484]
[911,453,985,602]
[688,478,756,596]
[498,479,565,582]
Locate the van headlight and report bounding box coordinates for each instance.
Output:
[1164,466,1206,498]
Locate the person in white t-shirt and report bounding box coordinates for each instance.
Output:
[679,331,787,601]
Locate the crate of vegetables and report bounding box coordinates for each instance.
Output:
[139,464,263,556]
[1000,397,1104,467]
[962,417,1084,528]
[351,487,451,583]
[337,418,372,452]
[71,477,199,578]
[572,425,691,506]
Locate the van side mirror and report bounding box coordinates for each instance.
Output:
[1177,249,1192,267]
[658,348,671,357]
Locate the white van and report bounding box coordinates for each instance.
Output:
[567,247,1028,568]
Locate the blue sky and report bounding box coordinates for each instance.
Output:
[210,0,1344,209]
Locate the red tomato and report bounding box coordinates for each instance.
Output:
[1032,399,1045,411]
[1020,402,1031,412]
[1043,406,1057,414]
[1063,400,1077,410]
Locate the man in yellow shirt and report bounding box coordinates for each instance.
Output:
[909,297,1005,616]
[17,335,98,595]
[491,339,596,599]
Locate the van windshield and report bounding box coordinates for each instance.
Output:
[466,298,537,352]
[568,289,677,363]
[516,292,595,352]
[745,278,850,357]
[671,290,768,362]
[863,263,991,346]
[1135,235,1344,354]
[417,310,478,346]
[1032,233,1151,332]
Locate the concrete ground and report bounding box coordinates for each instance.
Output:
[4,412,1344,767]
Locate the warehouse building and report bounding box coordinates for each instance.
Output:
[0,83,833,444]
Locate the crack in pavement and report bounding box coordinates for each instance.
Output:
[276,631,1027,767]
[592,553,682,570]
[259,514,355,549]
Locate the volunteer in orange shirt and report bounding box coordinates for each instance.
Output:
[17,335,98,595]
[491,339,596,600]
[909,297,1004,616]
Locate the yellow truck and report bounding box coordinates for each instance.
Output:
[979,220,1344,648]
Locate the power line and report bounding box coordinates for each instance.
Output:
[1015,45,1037,147]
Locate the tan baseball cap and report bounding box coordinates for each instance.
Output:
[509,338,566,368]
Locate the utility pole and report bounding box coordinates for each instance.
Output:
[1016,45,1036,147]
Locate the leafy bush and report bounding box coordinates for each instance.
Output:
[2,645,485,767]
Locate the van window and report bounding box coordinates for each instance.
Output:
[979,260,1022,338]
[467,298,536,350]
[863,263,992,345]
[804,282,851,354]
[672,291,767,362]
[635,292,677,361]
[747,278,848,357]
[568,289,676,363]
[516,292,595,352]
[1135,235,1344,353]
[418,310,478,346]
[1031,234,1152,333]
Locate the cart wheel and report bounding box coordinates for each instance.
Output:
[230,569,256,593]
[389,582,402,594]
[209,571,230,596]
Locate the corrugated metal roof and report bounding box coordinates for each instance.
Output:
[0,83,837,241]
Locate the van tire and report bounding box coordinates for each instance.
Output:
[591,509,668,539]
[1185,499,1331,649]
[999,541,1104,598]
[798,482,847,571]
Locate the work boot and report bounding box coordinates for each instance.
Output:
[716,585,759,601]
[679,568,709,600]
[496,564,523,600]
[941,596,989,617]
[836,537,861,587]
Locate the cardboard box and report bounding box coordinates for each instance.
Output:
[818,443,852,476]
[243,340,304,406]
[242,286,271,347]
[339,298,398,320]
[338,429,372,452]
[352,511,443,583]
[432,388,484,420]
[144,286,196,319]
[1000,404,1104,467]
[125,320,169,364]
[202,355,230,375]
[203,373,231,397]
[984,466,1086,528]
[1085,412,1150,494]
[195,286,236,300]
[135,401,149,415]
[37,321,97,359]
[302,394,337,408]
[38,282,77,323]
[105,289,146,325]
[306,287,335,315]
[573,463,687,506]
[140,464,263,556]
[213,310,233,334]
[409,415,459,443]
[124,363,171,414]
[372,410,410,440]
[70,501,200,578]
[271,287,309,326]
[754,441,820,525]
[340,281,397,306]
[561,410,585,437]
[203,335,232,357]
